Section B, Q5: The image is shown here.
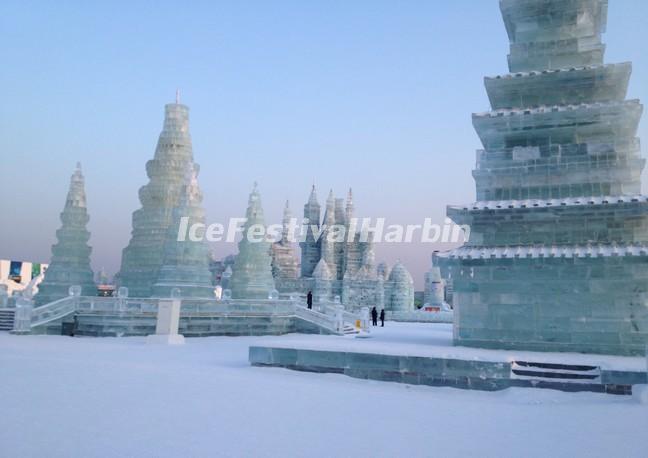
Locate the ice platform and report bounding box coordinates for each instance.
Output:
[249,323,647,395]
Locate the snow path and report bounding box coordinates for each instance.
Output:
[1,325,646,458]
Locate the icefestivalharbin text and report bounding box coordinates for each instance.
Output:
[177,217,470,244]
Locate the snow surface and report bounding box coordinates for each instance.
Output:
[1,324,647,458]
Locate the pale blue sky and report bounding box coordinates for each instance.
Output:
[1,0,647,288]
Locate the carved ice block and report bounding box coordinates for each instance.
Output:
[146,298,184,345]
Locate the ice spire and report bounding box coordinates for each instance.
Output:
[308,184,318,205]
[324,189,335,225]
[118,99,195,297]
[281,200,292,243]
[229,183,276,299]
[320,190,336,270]
[345,188,354,223]
[64,162,87,208]
[300,185,322,278]
[35,164,96,305]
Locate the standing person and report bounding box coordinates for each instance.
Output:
[380,309,385,327]
[307,291,313,310]
[371,307,378,326]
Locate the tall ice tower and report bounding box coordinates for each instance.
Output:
[438,0,648,355]
[229,183,276,299]
[118,96,196,297]
[35,164,96,305]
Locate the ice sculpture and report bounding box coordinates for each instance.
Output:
[35,164,96,305]
[152,163,214,298]
[270,201,299,281]
[438,0,647,355]
[384,261,414,312]
[229,183,276,299]
[118,98,196,297]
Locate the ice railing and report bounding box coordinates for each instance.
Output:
[293,305,339,332]
[30,296,77,328]
[321,302,362,326]
[61,297,297,316]
[20,288,359,335]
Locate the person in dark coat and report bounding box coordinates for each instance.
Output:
[380,309,385,327]
[307,291,313,309]
[371,307,378,326]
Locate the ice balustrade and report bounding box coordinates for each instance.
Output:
[321,302,362,328]
[293,305,339,331]
[18,285,360,335]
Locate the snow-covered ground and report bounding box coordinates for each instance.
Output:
[1,324,646,458]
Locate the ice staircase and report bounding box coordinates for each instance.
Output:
[511,361,601,384]
[293,305,360,336]
[0,308,15,331]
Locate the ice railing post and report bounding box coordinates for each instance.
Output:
[68,285,81,310]
[221,289,232,301]
[335,304,344,333]
[12,295,33,334]
[147,288,184,345]
[360,307,370,333]
[116,286,128,312]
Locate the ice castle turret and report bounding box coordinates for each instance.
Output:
[118,97,195,297]
[320,190,336,271]
[439,0,648,355]
[35,163,96,305]
[152,163,214,298]
[300,185,321,278]
[229,183,276,299]
[270,201,299,281]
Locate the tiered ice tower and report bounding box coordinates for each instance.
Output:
[35,164,96,305]
[439,0,648,355]
[151,163,214,298]
[229,183,276,299]
[118,95,196,297]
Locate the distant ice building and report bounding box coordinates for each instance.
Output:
[438,0,648,355]
[268,186,414,311]
[270,201,299,282]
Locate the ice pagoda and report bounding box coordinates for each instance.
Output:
[151,163,214,298]
[35,163,96,305]
[118,94,196,297]
[229,183,276,299]
[438,0,648,355]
